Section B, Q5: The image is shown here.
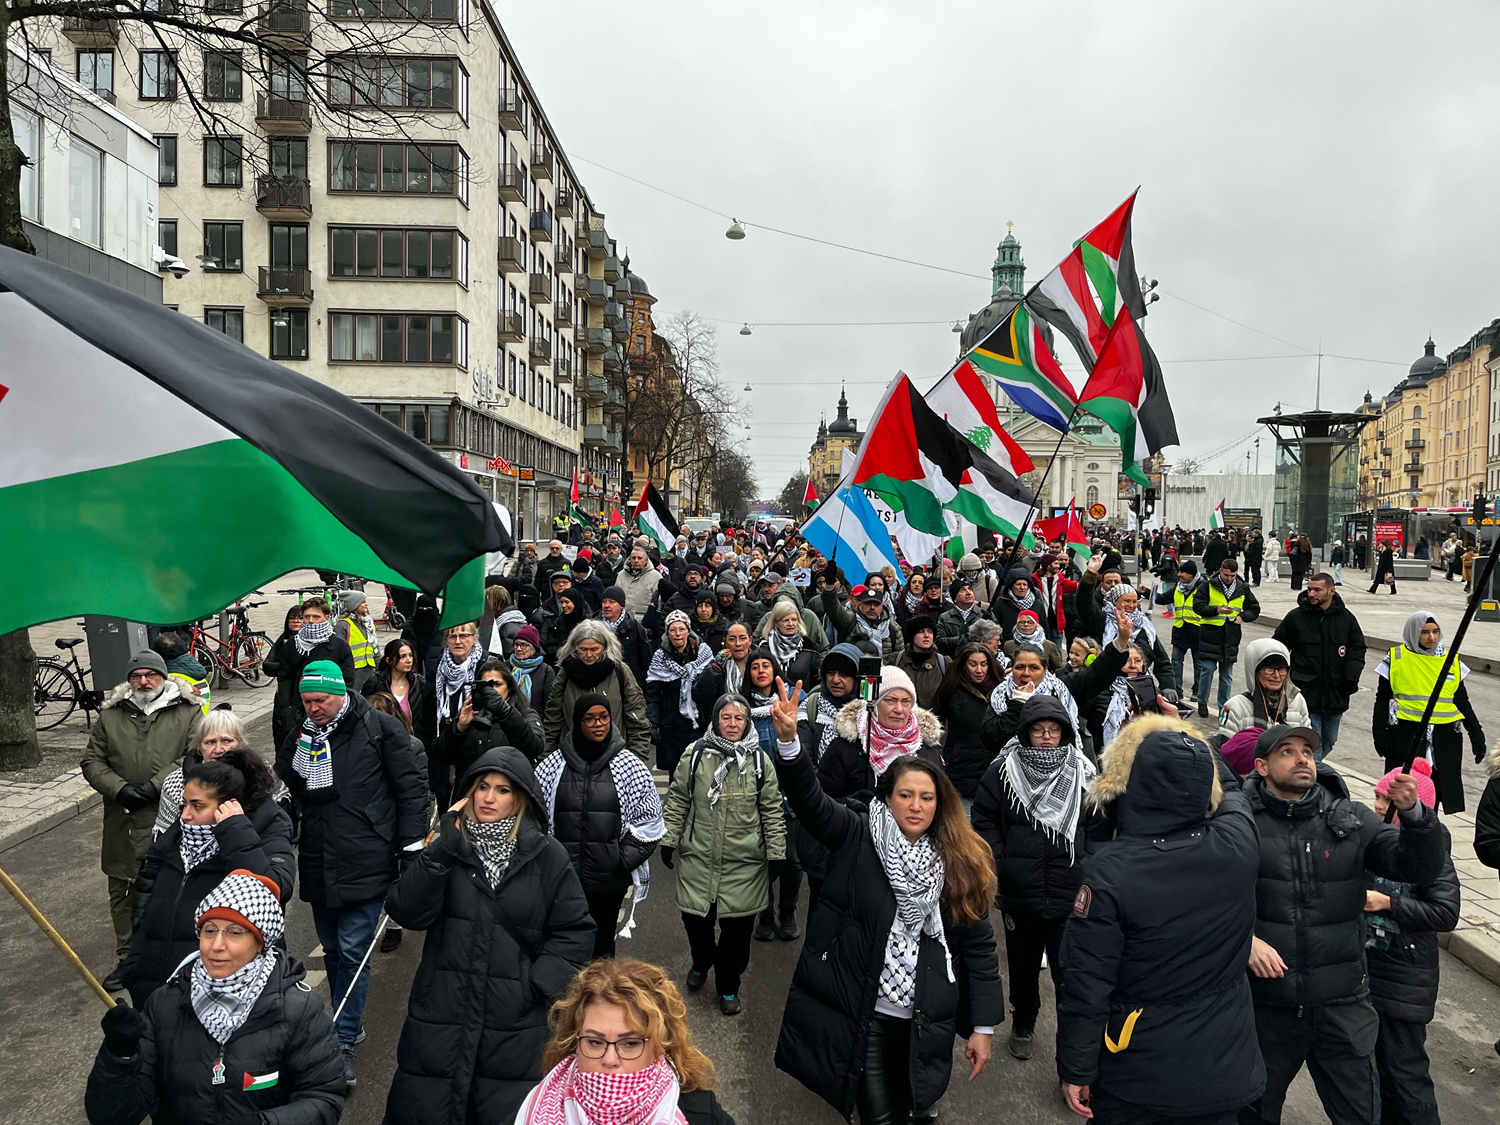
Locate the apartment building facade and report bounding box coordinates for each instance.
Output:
[31,4,625,541]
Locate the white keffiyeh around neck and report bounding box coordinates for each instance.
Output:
[189,952,277,1045]
[990,672,1081,731]
[1101,608,1157,648]
[292,694,351,790]
[996,735,1094,862]
[856,613,893,649]
[294,617,332,656]
[869,800,952,1011]
[721,655,746,698]
[435,644,484,722]
[814,691,847,760]
[646,642,714,726]
[701,729,761,806]
[767,628,804,668]
[467,817,519,888]
[178,821,219,872]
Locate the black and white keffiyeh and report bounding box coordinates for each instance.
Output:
[435,644,485,722]
[1007,590,1037,612]
[990,672,1081,731]
[467,817,519,888]
[856,614,893,649]
[701,729,761,807]
[646,642,714,725]
[766,628,805,669]
[996,735,1094,862]
[1101,590,1157,647]
[721,656,746,698]
[179,821,219,872]
[154,767,187,837]
[814,691,845,760]
[869,799,952,1011]
[293,617,333,656]
[190,952,277,1045]
[292,694,351,790]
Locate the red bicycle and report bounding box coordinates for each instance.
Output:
[188,601,274,690]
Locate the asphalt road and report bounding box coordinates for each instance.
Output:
[4,649,1500,1125]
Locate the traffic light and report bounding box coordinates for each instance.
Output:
[1475,494,1488,526]
[1144,488,1157,517]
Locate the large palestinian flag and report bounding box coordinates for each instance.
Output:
[850,373,1035,539]
[926,360,1036,475]
[1077,312,1180,485]
[1026,190,1147,371]
[960,304,1081,432]
[0,248,508,635]
[632,481,680,553]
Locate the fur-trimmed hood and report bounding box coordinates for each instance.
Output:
[833,698,943,746]
[1088,712,1223,834]
[102,678,191,715]
[1489,744,1500,781]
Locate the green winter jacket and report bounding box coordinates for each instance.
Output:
[663,737,787,918]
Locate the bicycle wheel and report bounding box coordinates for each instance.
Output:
[190,636,223,691]
[235,632,275,688]
[34,659,81,730]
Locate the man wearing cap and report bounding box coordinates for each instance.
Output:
[1241,724,1446,1125]
[82,650,203,992]
[275,660,427,1085]
[893,615,946,710]
[814,577,901,663]
[937,579,992,658]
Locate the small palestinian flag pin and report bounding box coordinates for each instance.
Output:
[243,1070,280,1091]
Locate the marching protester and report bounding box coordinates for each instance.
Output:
[769,681,1002,1124]
[515,958,738,1125]
[600,585,653,688]
[122,748,293,1006]
[447,656,546,770]
[382,746,594,1125]
[1218,638,1310,735]
[1241,724,1446,1125]
[535,694,664,961]
[261,603,305,753]
[430,620,484,809]
[544,620,653,762]
[1192,558,1260,718]
[1271,572,1365,757]
[615,546,674,620]
[693,621,756,716]
[937,579,991,657]
[817,580,902,661]
[757,598,824,688]
[661,694,786,1015]
[86,869,345,1125]
[1364,759,1459,1125]
[1153,558,1202,702]
[1099,584,1175,693]
[972,692,1096,1064]
[791,642,865,915]
[508,624,554,713]
[992,568,1043,636]
[362,637,426,739]
[692,591,730,652]
[538,586,590,661]
[81,649,201,993]
[335,590,378,694]
[1057,714,1264,1123]
[152,709,273,838]
[485,584,529,658]
[365,689,428,953]
[1372,612,1486,814]
[933,643,1007,807]
[276,597,356,709]
[894,614,947,710]
[816,666,945,804]
[1088,641,1179,755]
[1002,608,1063,670]
[894,571,928,625]
[273,661,428,1087]
[648,611,718,778]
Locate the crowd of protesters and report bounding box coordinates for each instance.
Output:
[71,512,1500,1125]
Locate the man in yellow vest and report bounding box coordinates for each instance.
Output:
[336,590,378,694]
[1192,558,1260,718]
[1154,559,1204,704]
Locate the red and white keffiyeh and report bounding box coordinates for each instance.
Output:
[515,1056,686,1125]
[858,705,922,778]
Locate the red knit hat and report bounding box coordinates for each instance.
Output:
[1017,610,1041,626]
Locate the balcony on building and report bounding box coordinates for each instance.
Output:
[612,317,629,341]
[584,423,608,449]
[602,255,621,283]
[554,358,572,385]
[498,310,524,344]
[62,18,118,46]
[258,267,313,305]
[602,347,622,372]
[583,374,607,403]
[1380,446,1392,456]
[603,383,624,414]
[258,2,312,47]
[585,327,608,354]
[530,146,554,180]
[497,85,524,131]
[498,162,525,202]
[554,300,573,327]
[612,279,630,302]
[1403,461,1422,474]
[1405,438,1426,450]
[602,300,620,328]
[528,211,552,242]
[497,235,526,274]
[528,336,551,368]
[556,185,574,216]
[256,175,312,219]
[255,94,311,134]
[528,273,551,305]
[574,270,591,293]
[585,278,607,308]
[587,226,609,260]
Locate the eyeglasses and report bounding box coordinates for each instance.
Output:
[577,1035,648,1060]
[200,923,253,940]
[1260,667,1288,676]
[127,671,162,684]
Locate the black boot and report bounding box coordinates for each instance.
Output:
[776,905,800,941]
[753,908,775,942]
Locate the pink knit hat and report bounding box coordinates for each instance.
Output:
[1219,728,1262,777]
[1375,757,1437,811]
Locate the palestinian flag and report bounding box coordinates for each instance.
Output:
[962,303,1081,432]
[802,477,819,512]
[567,470,591,527]
[1034,502,1092,562]
[632,481,679,553]
[608,506,625,529]
[1026,190,1147,370]
[1209,500,1226,531]
[850,373,1035,539]
[0,247,507,636]
[1076,312,1179,485]
[926,360,1036,475]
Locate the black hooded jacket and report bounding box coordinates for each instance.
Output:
[1056,718,1265,1116]
[1365,824,1460,1024]
[383,747,595,1125]
[545,718,659,895]
[1270,590,1367,714]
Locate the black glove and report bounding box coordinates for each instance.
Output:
[425,814,465,865]
[1475,741,1488,765]
[101,1002,149,1058]
[768,858,787,880]
[659,845,674,869]
[115,781,159,813]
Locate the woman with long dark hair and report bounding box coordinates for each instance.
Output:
[260,603,303,754]
[769,682,1002,1123]
[934,642,1007,806]
[363,637,426,736]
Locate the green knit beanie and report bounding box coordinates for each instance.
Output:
[299,660,347,696]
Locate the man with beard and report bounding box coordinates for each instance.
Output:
[667,563,710,615]
[616,545,673,620]
[715,578,749,629]
[937,579,991,657]
[81,651,202,992]
[1271,573,1365,759]
[815,579,900,662]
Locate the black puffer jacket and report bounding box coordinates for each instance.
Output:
[383,747,595,1125]
[938,685,1006,798]
[85,952,344,1125]
[1270,592,1367,714]
[543,728,658,894]
[971,695,1095,918]
[275,692,429,909]
[609,611,653,690]
[772,739,1004,1120]
[1366,825,1460,1024]
[1245,765,1446,1009]
[122,801,295,1006]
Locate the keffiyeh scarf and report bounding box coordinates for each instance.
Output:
[1008,590,1036,612]
[646,642,715,725]
[1101,594,1157,648]
[856,613,893,649]
[292,694,351,790]
[814,691,845,760]
[293,617,332,656]
[435,643,485,722]
[903,588,924,615]
[179,821,219,873]
[857,704,923,777]
[702,729,761,806]
[721,656,746,698]
[998,735,1094,862]
[869,800,952,1012]
[989,671,1081,731]
[189,952,277,1045]
[1011,625,1044,647]
[491,608,528,652]
[467,817,519,888]
[516,1055,686,1125]
[767,628,804,669]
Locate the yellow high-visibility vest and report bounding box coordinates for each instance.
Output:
[169,672,211,715]
[1198,582,1246,628]
[1388,646,1462,724]
[1172,586,1203,627]
[346,619,376,670]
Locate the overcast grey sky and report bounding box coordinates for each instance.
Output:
[504,1,1500,498]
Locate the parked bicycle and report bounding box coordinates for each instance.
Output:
[187,601,274,691]
[33,630,102,731]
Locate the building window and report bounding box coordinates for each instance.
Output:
[203,221,243,272]
[1085,485,1099,506]
[68,138,102,248]
[157,218,178,257]
[327,140,463,197]
[269,223,309,270]
[204,307,244,341]
[204,136,243,185]
[139,51,178,100]
[328,56,457,110]
[203,51,243,101]
[11,105,39,221]
[329,312,466,366]
[76,49,113,98]
[1414,405,1422,418]
[331,0,457,19]
[270,309,309,359]
[155,134,177,186]
[268,55,307,102]
[329,227,463,281]
[270,137,307,180]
